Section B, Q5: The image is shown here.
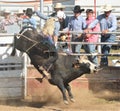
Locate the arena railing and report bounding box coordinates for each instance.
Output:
[58,31,120,56]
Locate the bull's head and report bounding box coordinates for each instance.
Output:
[72,58,98,74]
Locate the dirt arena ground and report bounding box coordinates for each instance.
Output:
[0,87,119,111]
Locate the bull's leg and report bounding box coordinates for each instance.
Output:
[33,65,47,81]
[57,83,69,105]
[65,83,75,103]
[35,64,51,79]
[39,66,51,79]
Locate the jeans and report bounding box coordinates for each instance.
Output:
[84,44,98,65]
[71,35,83,53]
[100,33,116,66]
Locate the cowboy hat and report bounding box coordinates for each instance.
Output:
[101,4,114,12]
[73,5,85,13]
[16,9,24,14]
[25,8,34,15]
[3,9,11,14]
[54,3,65,9]
[15,9,24,15]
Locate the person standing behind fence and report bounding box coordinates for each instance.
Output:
[13,9,26,29]
[0,10,14,33]
[85,4,117,67]
[84,9,100,66]
[50,3,70,28]
[66,5,87,58]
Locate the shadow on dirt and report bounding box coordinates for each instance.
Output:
[0,99,48,108]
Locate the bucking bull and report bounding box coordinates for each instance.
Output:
[11,18,97,104]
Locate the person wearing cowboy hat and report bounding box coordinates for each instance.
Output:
[22,8,37,29]
[34,2,66,19]
[0,9,15,33]
[65,5,86,57]
[85,4,117,67]
[50,3,65,17]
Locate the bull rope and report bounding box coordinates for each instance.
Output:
[15,33,39,53]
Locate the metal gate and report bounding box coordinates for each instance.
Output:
[0,34,26,99]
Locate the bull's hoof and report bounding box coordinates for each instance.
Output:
[64,100,69,105]
[70,98,75,102]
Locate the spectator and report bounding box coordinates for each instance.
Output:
[52,3,70,28]
[66,5,87,58]
[13,9,25,29]
[22,8,37,29]
[56,10,68,51]
[85,4,117,66]
[0,10,14,33]
[52,3,70,47]
[57,10,66,31]
[50,3,65,17]
[34,3,66,20]
[84,9,100,66]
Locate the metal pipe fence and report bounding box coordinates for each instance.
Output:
[59,31,120,35]
[58,41,119,45]
[59,52,120,56]
[0,31,120,58]
[58,31,120,56]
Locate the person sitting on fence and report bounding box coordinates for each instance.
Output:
[84,9,100,66]
[22,8,37,29]
[85,4,117,67]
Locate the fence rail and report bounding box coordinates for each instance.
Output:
[58,42,120,45]
[59,52,120,56]
[59,31,120,35]
[58,31,120,55]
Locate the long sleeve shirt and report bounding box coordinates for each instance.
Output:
[35,11,49,20]
[22,17,37,29]
[85,17,100,42]
[68,15,87,32]
[35,11,60,37]
[88,13,117,32]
